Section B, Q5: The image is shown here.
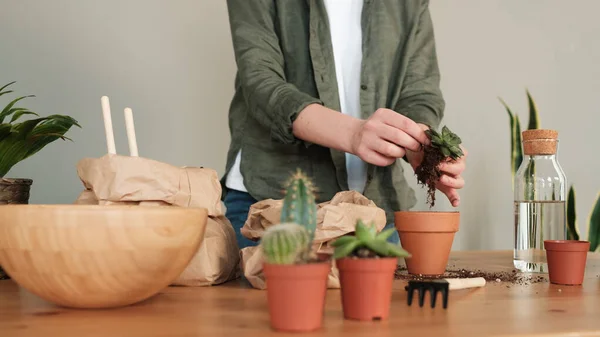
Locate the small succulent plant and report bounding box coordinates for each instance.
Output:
[425,126,464,160]
[332,219,411,259]
[415,125,464,208]
[260,169,319,264]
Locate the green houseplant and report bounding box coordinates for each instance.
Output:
[0,81,80,280]
[260,169,330,332]
[332,219,410,321]
[500,90,600,251]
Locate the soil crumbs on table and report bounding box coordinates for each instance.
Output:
[395,266,547,286]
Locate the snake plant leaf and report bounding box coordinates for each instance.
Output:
[330,235,356,247]
[566,185,580,241]
[333,240,360,259]
[514,117,523,171]
[0,95,35,123]
[0,124,12,141]
[500,98,521,180]
[588,194,600,252]
[0,81,16,96]
[526,89,540,130]
[364,239,390,256]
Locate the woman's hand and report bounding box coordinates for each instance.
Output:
[350,108,430,166]
[405,124,468,207]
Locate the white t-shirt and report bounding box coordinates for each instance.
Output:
[226,0,367,193]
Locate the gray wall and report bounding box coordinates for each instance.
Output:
[1,0,598,250]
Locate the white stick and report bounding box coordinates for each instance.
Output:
[124,107,139,157]
[101,96,117,155]
[446,277,486,290]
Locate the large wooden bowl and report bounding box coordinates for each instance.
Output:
[0,204,207,309]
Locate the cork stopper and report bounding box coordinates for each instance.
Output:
[522,129,558,155]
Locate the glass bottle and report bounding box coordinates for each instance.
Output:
[513,129,567,273]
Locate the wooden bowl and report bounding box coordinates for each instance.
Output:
[0,204,207,309]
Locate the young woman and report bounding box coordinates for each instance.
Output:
[221,0,467,249]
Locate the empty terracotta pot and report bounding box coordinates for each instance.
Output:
[263,261,330,332]
[336,257,397,321]
[544,240,590,285]
[395,211,459,276]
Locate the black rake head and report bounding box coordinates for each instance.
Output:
[405,279,449,309]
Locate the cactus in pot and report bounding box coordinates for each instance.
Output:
[260,169,330,332]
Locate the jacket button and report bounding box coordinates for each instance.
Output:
[360,84,368,90]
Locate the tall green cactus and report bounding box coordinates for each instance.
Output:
[280,169,318,239]
[262,223,311,264]
[260,169,319,264]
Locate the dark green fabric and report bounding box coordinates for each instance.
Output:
[222,0,445,223]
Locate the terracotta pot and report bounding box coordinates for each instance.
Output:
[544,240,590,285]
[263,261,330,332]
[395,211,459,276]
[0,178,33,280]
[336,257,397,321]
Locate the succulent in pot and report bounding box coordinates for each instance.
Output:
[332,219,411,321]
[0,81,80,280]
[396,125,463,276]
[260,169,330,332]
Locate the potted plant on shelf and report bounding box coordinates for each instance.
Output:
[260,169,331,332]
[332,219,411,321]
[0,81,80,280]
[395,125,463,276]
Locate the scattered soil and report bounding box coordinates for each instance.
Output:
[395,266,548,286]
[415,146,446,208]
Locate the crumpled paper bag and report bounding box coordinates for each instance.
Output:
[74,154,239,286]
[75,154,223,216]
[240,190,387,289]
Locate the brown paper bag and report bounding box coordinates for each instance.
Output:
[73,154,240,286]
[75,154,223,216]
[240,190,386,289]
[172,215,240,286]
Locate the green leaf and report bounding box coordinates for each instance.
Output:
[0,81,16,93]
[442,125,450,137]
[331,235,356,247]
[333,240,360,259]
[441,147,451,157]
[364,240,390,256]
[355,220,373,241]
[9,109,39,123]
[0,95,35,123]
[526,89,540,130]
[514,117,523,172]
[588,194,600,252]
[0,124,12,141]
[0,90,13,98]
[376,228,397,241]
[387,244,411,258]
[566,185,579,241]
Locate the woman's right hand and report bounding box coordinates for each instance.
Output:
[350,108,430,166]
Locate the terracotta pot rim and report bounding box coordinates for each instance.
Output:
[544,240,590,252]
[394,210,460,233]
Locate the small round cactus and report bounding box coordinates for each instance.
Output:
[261,223,311,264]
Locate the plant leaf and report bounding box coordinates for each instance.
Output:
[0,124,12,141]
[9,109,39,123]
[331,235,356,247]
[387,244,411,258]
[441,147,451,157]
[588,193,600,252]
[566,185,579,241]
[0,81,16,94]
[526,89,540,130]
[376,228,397,241]
[0,95,35,123]
[0,90,13,98]
[364,240,390,256]
[514,117,523,172]
[333,240,360,259]
[355,220,373,241]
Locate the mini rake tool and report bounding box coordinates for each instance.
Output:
[405,277,486,309]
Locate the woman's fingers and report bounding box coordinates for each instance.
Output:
[439,174,465,189]
[439,160,465,176]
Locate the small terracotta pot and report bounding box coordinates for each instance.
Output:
[336,257,397,321]
[263,261,330,332]
[544,240,590,285]
[395,211,459,276]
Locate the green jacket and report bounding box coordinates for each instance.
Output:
[222,0,445,223]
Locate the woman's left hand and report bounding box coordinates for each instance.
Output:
[405,124,467,207]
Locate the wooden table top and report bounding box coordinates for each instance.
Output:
[1,250,599,337]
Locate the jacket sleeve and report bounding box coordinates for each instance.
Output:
[226,0,323,145]
[395,1,445,130]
